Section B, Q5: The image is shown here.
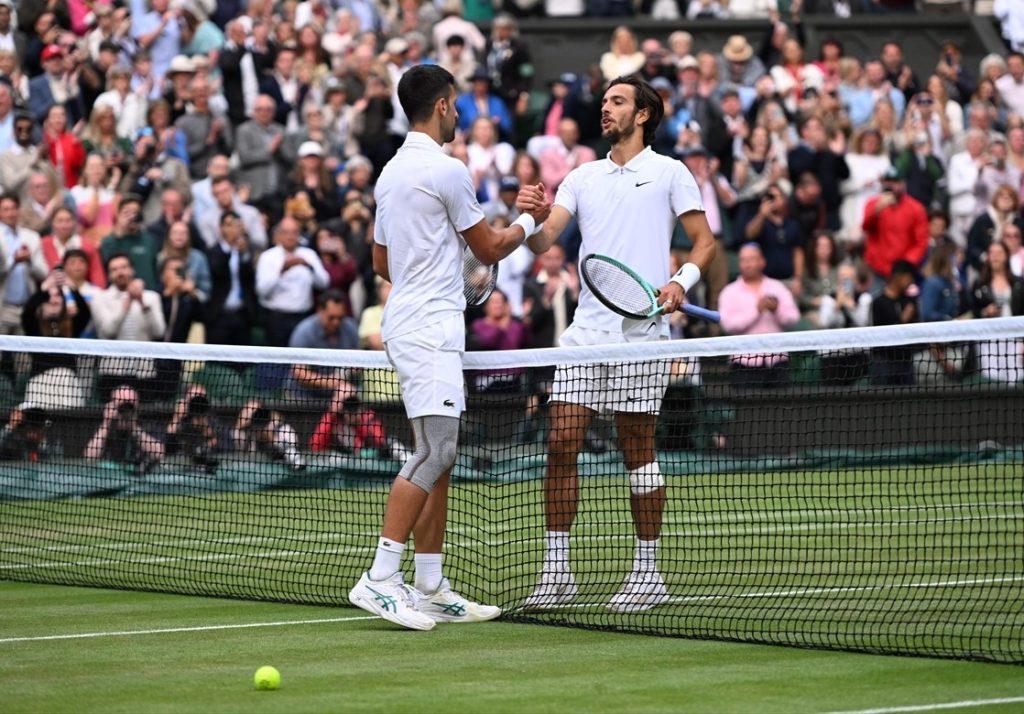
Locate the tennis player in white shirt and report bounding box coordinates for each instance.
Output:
[348,65,551,630]
[516,75,718,613]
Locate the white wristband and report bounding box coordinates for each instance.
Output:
[670,262,701,292]
[512,213,536,241]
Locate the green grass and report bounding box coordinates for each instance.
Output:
[3,581,1024,713]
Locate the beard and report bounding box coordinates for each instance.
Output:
[442,117,457,144]
[602,119,636,145]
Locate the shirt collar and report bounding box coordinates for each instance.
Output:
[403,131,444,153]
[604,146,654,174]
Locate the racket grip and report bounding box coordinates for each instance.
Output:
[682,304,721,323]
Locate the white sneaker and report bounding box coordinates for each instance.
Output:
[606,569,670,613]
[416,578,501,623]
[348,572,436,631]
[519,567,579,610]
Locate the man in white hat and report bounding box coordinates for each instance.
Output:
[717,34,765,89]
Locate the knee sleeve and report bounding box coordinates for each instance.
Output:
[629,461,664,495]
[398,415,460,493]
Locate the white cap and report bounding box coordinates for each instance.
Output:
[297,141,324,158]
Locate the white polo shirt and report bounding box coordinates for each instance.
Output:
[555,146,704,334]
[374,132,485,342]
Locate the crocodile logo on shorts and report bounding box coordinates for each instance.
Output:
[444,399,455,407]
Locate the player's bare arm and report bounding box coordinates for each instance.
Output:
[516,184,571,254]
[461,192,551,265]
[656,211,716,313]
[372,243,390,282]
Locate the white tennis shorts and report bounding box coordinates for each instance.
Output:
[549,321,670,415]
[384,313,466,419]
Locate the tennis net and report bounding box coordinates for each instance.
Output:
[0,318,1022,663]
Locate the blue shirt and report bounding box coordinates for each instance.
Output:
[455,92,513,139]
[289,313,359,351]
[920,275,960,322]
[750,216,803,281]
[131,0,181,79]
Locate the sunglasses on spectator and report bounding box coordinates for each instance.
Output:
[915,97,934,105]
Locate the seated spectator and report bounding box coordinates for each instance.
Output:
[19,170,74,236]
[482,176,522,224]
[455,69,513,140]
[800,231,842,327]
[976,138,1022,211]
[313,226,358,312]
[862,168,928,287]
[538,118,595,200]
[99,197,159,290]
[719,243,800,388]
[892,133,945,211]
[994,51,1024,119]
[91,253,166,400]
[164,385,222,474]
[20,268,91,408]
[970,241,1024,320]
[743,183,802,289]
[159,255,203,342]
[600,27,644,81]
[288,289,359,398]
[920,242,962,323]
[80,103,133,172]
[309,384,388,455]
[196,176,268,251]
[469,289,530,392]
[0,405,54,461]
[94,63,148,140]
[157,221,211,303]
[1004,222,1024,278]
[718,35,766,90]
[870,260,919,386]
[257,217,330,347]
[69,154,120,245]
[0,115,50,193]
[732,125,788,237]
[839,129,890,246]
[146,188,200,251]
[788,172,827,249]
[967,186,1024,272]
[523,242,578,349]
[286,142,342,222]
[84,385,164,471]
[467,117,515,204]
[230,399,305,470]
[61,249,102,330]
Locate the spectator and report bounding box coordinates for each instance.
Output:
[69,154,120,245]
[967,186,1024,272]
[669,57,726,157]
[862,167,928,284]
[147,187,201,250]
[469,289,530,392]
[164,385,221,473]
[196,176,268,250]
[0,405,53,461]
[599,26,644,81]
[947,130,990,246]
[256,217,329,346]
[62,248,102,309]
[234,95,287,204]
[91,252,166,398]
[467,117,515,203]
[682,146,734,310]
[863,60,905,120]
[539,118,596,200]
[970,241,1024,382]
[40,105,85,189]
[0,193,45,335]
[800,232,868,331]
[870,259,919,386]
[892,132,945,210]
[175,77,231,180]
[717,35,765,90]
[438,34,477,93]
[28,44,83,125]
[230,399,305,470]
[995,0,1024,54]
[484,15,531,109]
[1004,222,1024,278]
[158,223,210,302]
[920,241,961,323]
[190,154,229,221]
[839,129,891,246]
[39,206,106,287]
[995,52,1024,120]
[84,385,164,468]
[743,183,803,287]
[94,63,148,141]
[203,210,256,346]
[18,170,72,236]
[0,114,49,193]
[100,198,159,290]
[788,171,827,248]
[313,225,357,306]
[288,287,359,387]
[130,0,182,80]
[787,116,849,229]
[309,384,387,454]
[122,106,192,224]
[523,241,578,348]
[20,268,91,407]
[975,138,1022,211]
[282,104,343,173]
[880,40,919,102]
[80,104,133,172]
[732,124,788,235]
[719,243,800,387]
[259,46,308,130]
[455,68,513,139]
[482,176,522,224]
[286,142,342,222]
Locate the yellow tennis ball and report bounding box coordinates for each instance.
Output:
[254,666,281,691]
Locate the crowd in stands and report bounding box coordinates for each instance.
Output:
[0,0,1021,447]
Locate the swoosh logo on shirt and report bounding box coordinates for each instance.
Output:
[635,181,653,188]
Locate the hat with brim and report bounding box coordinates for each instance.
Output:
[723,35,754,63]
[167,55,196,75]
[881,166,903,182]
[385,37,409,56]
[298,141,324,158]
[650,77,673,93]
[677,55,698,72]
[470,68,492,84]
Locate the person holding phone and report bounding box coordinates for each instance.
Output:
[862,167,928,291]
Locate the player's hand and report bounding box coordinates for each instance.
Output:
[515,183,546,214]
[656,282,686,314]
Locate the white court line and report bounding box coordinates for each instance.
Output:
[825,696,1024,714]
[0,615,380,644]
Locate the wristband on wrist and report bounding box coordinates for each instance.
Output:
[512,213,536,241]
[669,262,702,292]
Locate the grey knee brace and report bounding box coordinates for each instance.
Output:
[397,415,460,493]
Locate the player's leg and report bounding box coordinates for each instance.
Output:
[412,473,501,623]
[522,399,596,609]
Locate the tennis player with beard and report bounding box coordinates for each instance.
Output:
[348,65,551,630]
[516,75,717,613]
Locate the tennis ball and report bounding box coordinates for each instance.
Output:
[254,666,281,691]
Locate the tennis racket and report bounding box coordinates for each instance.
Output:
[580,253,720,323]
[463,244,498,306]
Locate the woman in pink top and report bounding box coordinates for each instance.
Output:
[69,154,119,246]
[39,206,107,288]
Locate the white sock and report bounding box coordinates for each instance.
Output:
[368,537,405,581]
[544,531,570,571]
[633,538,659,574]
[414,553,443,594]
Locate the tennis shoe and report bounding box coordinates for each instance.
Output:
[520,567,579,610]
[417,578,501,623]
[606,569,670,613]
[348,571,436,631]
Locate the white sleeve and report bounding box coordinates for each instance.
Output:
[554,167,580,217]
[437,159,485,232]
[373,202,387,246]
[254,250,281,300]
[670,162,704,217]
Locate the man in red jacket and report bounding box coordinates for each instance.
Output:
[862,167,929,288]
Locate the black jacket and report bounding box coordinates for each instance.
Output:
[969,278,1024,318]
[204,241,257,325]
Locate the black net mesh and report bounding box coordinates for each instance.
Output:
[0,333,1022,663]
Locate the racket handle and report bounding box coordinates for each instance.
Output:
[682,303,720,323]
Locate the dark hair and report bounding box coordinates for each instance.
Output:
[446,34,465,47]
[317,288,347,310]
[806,230,841,279]
[0,191,20,207]
[926,240,957,281]
[104,251,132,271]
[398,65,456,125]
[119,195,142,211]
[219,210,240,225]
[1007,51,1024,63]
[212,175,234,189]
[606,75,663,147]
[819,37,843,60]
[51,205,76,221]
[978,240,1013,287]
[890,259,917,279]
[62,248,89,266]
